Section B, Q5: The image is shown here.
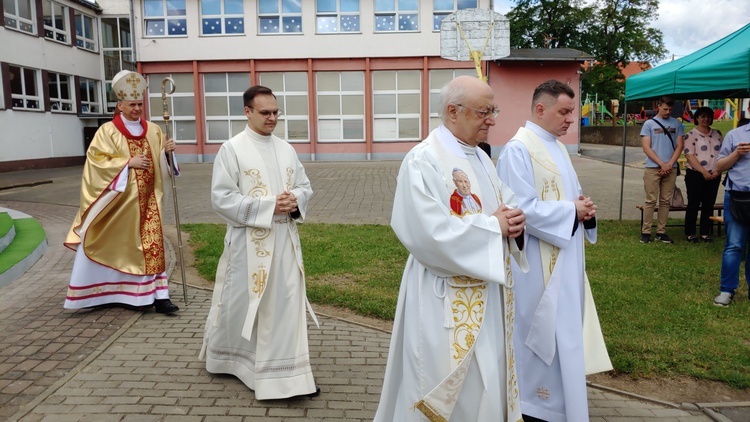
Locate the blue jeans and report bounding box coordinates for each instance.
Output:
[720,191,750,293]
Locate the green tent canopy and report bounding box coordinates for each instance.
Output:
[625,23,750,101]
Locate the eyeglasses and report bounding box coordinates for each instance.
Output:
[455,104,500,119]
[248,107,282,118]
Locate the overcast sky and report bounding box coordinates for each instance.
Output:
[493,0,749,67]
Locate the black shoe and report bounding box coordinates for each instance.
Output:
[154,299,179,314]
[686,235,699,243]
[640,234,651,243]
[700,235,713,243]
[655,233,674,244]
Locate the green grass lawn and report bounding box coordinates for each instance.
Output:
[183,220,750,388]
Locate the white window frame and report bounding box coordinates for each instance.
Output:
[258,0,302,35]
[42,0,69,43]
[79,78,101,114]
[372,70,421,142]
[428,68,476,130]
[147,73,197,144]
[102,16,135,113]
[74,11,98,51]
[201,0,244,36]
[316,71,365,143]
[48,72,75,112]
[259,72,310,144]
[143,0,188,37]
[9,65,42,111]
[4,0,36,34]
[433,0,476,31]
[374,0,419,33]
[203,72,249,144]
[316,0,360,34]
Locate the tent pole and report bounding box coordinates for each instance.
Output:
[619,101,628,221]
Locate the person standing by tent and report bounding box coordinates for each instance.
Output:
[683,107,722,243]
[640,96,684,243]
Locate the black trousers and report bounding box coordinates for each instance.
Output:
[684,168,721,236]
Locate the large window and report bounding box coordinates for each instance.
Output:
[316,71,364,142]
[48,72,74,112]
[9,65,41,110]
[74,11,97,51]
[4,0,36,34]
[148,73,197,143]
[102,17,135,113]
[79,78,101,114]
[433,0,476,31]
[373,70,420,142]
[43,0,69,43]
[144,0,187,37]
[374,0,418,32]
[316,0,360,33]
[204,73,249,143]
[428,68,475,129]
[258,0,302,34]
[259,72,309,143]
[201,0,244,35]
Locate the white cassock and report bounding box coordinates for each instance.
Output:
[497,121,611,422]
[376,125,527,422]
[200,126,318,400]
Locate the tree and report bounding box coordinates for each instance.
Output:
[506,0,667,102]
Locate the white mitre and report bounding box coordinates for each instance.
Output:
[112,70,147,101]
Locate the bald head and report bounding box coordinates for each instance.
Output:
[439,76,497,146]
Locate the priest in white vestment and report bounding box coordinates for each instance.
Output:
[376,76,528,422]
[200,86,319,400]
[496,80,612,422]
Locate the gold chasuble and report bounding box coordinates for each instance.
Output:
[65,114,168,275]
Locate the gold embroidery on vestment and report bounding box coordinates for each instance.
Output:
[252,263,268,296]
[414,400,449,422]
[451,283,486,363]
[128,137,165,274]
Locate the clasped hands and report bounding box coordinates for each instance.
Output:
[575,195,597,222]
[129,139,175,170]
[494,204,525,239]
[274,191,298,215]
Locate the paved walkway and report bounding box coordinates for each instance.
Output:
[0,146,744,421]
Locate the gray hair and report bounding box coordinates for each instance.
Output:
[438,79,469,123]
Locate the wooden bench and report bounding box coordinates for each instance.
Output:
[636,203,724,236]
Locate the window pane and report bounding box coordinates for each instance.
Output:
[399,118,419,138]
[231,120,246,136]
[399,14,418,31]
[175,121,196,140]
[430,69,452,89]
[373,71,396,90]
[18,0,32,18]
[272,124,286,139]
[398,93,420,114]
[146,19,165,36]
[205,74,227,92]
[318,95,340,115]
[287,120,308,139]
[285,72,307,91]
[167,18,187,35]
[203,18,222,34]
[316,0,336,13]
[341,72,363,91]
[229,96,244,115]
[374,118,396,139]
[282,0,301,13]
[173,74,194,93]
[341,15,359,32]
[205,97,228,116]
[341,0,359,12]
[456,68,475,78]
[259,17,279,33]
[167,0,187,16]
[434,0,453,10]
[258,0,278,14]
[317,72,339,91]
[208,120,229,141]
[173,96,195,116]
[227,73,249,91]
[150,97,163,114]
[399,0,418,9]
[225,0,243,14]
[259,73,283,91]
[429,92,440,113]
[374,94,396,114]
[375,0,394,12]
[23,68,37,95]
[375,15,395,32]
[316,16,337,33]
[285,96,308,115]
[282,16,302,33]
[318,120,340,140]
[430,116,442,130]
[201,0,221,15]
[342,95,363,114]
[457,0,477,9]
[144,0,163,17]
[398,71,420,90]
[343,119,363,139]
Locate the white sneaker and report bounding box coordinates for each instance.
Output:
[713,292,734,307]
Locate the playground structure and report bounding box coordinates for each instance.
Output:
[584,97,745,126]
[581,94,614,125]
